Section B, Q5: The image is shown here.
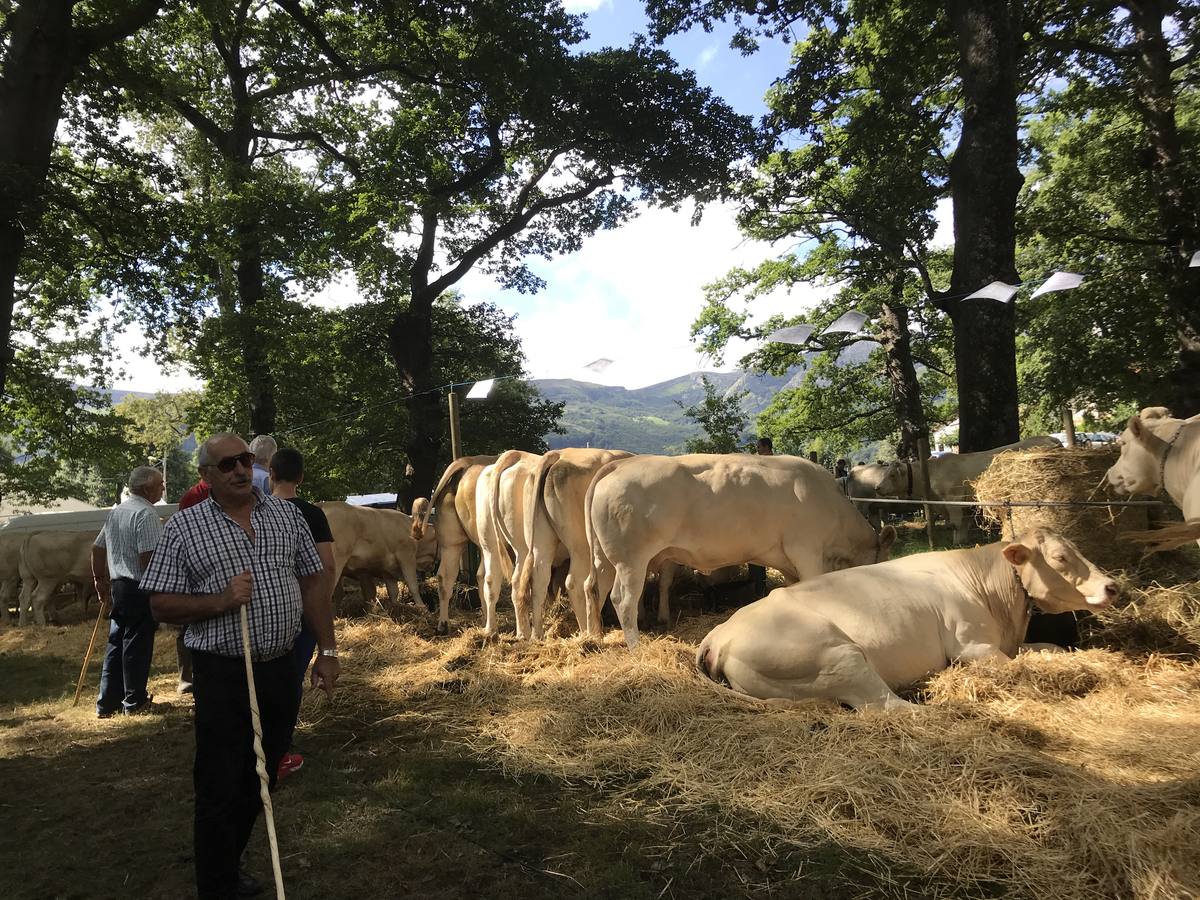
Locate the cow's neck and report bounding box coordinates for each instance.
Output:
[962,543,1032,653]
[1159,421,1199,508]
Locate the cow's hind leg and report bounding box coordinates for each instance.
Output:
[610,561,650,649]
[436,541,466,635]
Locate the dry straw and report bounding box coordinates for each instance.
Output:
[330,577,1200,900]
[972,447,1150,570]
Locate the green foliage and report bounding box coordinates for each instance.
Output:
[187,293,563,500]
[1015,89,1194,418]
[677,375,751,453]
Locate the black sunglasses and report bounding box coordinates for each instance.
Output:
[209,451,256,473]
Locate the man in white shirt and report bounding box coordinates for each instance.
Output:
[249,434,277,494]
[91,465,166,717]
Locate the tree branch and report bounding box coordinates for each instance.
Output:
[426,172,616,297]
[74,0,164,56]
[430,122,506,199]
[253,127,362,175]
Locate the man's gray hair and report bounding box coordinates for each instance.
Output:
[129,466,163,495]
[198,432,248,466]
[249,434,277,463]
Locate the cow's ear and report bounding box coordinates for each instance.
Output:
[877,525,896,556]
[1002,542,1032,567]
[1128,414,1145,442]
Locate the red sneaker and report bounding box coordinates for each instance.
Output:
[276,752,304,781]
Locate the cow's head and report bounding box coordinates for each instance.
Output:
[830,524,897,571]
[846,462,888,498]
[1001,529,1118,613]
[874,461,910,498]
[1106,406,1179,496]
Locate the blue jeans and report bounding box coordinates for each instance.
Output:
[96,579,158,714]
[286,622,317,751]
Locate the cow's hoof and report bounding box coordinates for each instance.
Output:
[435,621,449,637]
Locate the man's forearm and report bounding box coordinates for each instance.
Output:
[150,592,233,625]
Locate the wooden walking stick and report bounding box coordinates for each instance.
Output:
[72,600,109,707]
[240,605,286,900]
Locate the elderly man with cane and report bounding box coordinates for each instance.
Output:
[91,465,166,717]
[143,433,339,899]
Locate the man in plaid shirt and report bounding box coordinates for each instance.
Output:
[143,432,339,900]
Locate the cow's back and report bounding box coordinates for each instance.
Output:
[23,530,97,581]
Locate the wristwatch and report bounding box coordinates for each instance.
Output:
[319,648,339,658]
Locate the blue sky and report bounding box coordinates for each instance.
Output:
[117,2,833,392]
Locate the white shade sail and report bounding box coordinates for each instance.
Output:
[821,311,868,335]
[963,281,1020,302]
[1031,271,1085,298]
[763,324,815,346]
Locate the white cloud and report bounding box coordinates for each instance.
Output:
[562,0,611,12]
[697,45,719,69]
[458,201,828,388]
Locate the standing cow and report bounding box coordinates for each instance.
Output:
[1107,406,1200,549]
[585,454,895,648]
[18,530,100,625]
[874,435,1062,543]
[412,455,498,635]
[513,447,634,639]
[696,529,1119,709]
[318,503,437,609]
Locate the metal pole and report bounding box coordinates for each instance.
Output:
[448,390,463,460]
[916,436,936,550]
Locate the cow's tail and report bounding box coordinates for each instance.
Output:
[414,455,494,541]
[513,450,560,611]
[582,459,622,618]
[489,450,526,557]
[410,497,430,541]
[1125,520,1200,553]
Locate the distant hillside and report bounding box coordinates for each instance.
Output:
[533,366,798,454]
[533,342,874,454]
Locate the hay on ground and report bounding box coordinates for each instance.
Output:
[318,578,1200,900]
[973,447,1149,570]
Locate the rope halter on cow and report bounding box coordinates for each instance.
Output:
[1159,422,1187,493]
[1013,562,1035,622]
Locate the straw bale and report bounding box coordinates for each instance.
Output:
[972,447,1149,570]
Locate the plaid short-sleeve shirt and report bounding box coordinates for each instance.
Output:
[140,488,324,660]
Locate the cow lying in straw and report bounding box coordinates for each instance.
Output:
[1106,406,1200,551]
[696,529,1118,710]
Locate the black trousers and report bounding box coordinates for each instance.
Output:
[192,650,298,900]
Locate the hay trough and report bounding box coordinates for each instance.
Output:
[973,446,1149,570]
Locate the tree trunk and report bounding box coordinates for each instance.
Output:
[877,278,929,460]
[942,0,1023,452]
[389,288,442,508]
[0,0,76,401]
[1125,0,1200,416]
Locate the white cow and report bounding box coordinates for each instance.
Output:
[318,502,437,610]
[473,462,518,637]
[413,454,497,635]
[875,436,1062,542]
[696,529,1119,709]
[585,454,896,649]
[512,447,634,638]
[18,530,100,625]
[1106,406,1200,549]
